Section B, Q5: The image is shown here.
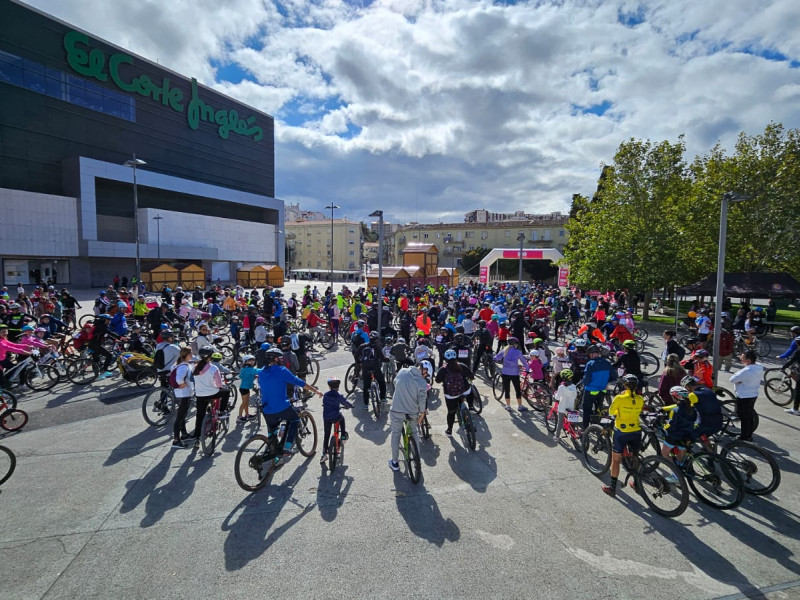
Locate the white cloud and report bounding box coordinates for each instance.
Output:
[26,0,800,223]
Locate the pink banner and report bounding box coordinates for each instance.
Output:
[558,267,569,287]
[501,250,543,259]
[479,265,488,283]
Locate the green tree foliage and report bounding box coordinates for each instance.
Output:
[460,247,491,274]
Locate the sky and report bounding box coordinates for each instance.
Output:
[26,0,800,225]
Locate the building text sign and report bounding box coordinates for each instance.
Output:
[63,31,263,142]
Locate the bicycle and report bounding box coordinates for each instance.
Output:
[326,419,345,471]
[367,371,382,419]
[709,436,781,496]
[477,350,496,380]
[0,445,15,486]
[419,413,432,440]
[639,414,744,510]
[199,396,229,457]
[545,402,582,451]
[141,385,179,428]
[763,367,793,407]
[520,374,553,411]
[398,414,422,484]
[3,351,59,392]
[638,352,660,378]
[234,402,318,491]
[582,417,689,518]
[469,383,483,415]
[381,350,397,397]
[732,331,770,359]
[0,389,28,432]
[454,394,477,451]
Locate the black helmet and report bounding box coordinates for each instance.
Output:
[278,336,291,349]
[791,326,800,335]
[198,345,215,359]
[587,344,600,354]
[622,374,638,390]
[369,331,379,342]
[265,347,284,362]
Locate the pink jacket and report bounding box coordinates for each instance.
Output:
[0,338,30,362]
[18,335,49,351]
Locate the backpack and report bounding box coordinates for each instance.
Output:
[442,366,467,398]
[359,345,377,363]
[168,365,182,389]
[153,348,165,370]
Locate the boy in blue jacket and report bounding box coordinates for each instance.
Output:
[321,376,353,463]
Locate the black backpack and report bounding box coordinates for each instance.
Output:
[153,348,165,370]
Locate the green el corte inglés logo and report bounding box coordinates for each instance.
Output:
[63,30,263,142]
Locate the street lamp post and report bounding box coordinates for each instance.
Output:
[153,214,164,260]
[123,155,146,286]
[370,210,384,336]
[444,234,453,286]
[325,204,340,290]
[712,191,749,384]
[275,229,284,270]
[517,232,525,291]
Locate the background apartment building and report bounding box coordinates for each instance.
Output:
[285,219,362,279]
[389,213,569,276]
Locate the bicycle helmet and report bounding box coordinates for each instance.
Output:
[491,315,499,321]
[96,313,111,320]
[622,339,637,349]
[198,345,215,359]
[478,320,486,327]
[574,338,588,348]
[419,360,433,373]
[256,316,265,323]
[241,354,255,364]
[369,331,379,342]
[529,349,540,358]
[161,323,170,329]
[384,335,395,345]
[327,376,341,386]
[681,375,699,388]
[444,349,457,360]
[622,374,638,390]
[34,327,47,334]
[416,330,426,337]
[684,337,699,347]
[260,342,271,351]
[278,337,291,349]
[265,347,284,362]
[162,330,175,339]
[560,368,573,381]
[211,352,223,361]
[508,336,519,346]
[586,344,600,354]
[791,326,800,335]
[21,325,34,332]
[670,386,690,401]
[694,349,710,358]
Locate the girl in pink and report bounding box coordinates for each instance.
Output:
[527,350,544,382]
[0,324,30,373]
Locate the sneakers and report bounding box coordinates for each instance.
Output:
[388,460,400,472]
[664,473,680,484]
[320,454,327,464]
[504,405,513,412]
[552,435,559,442]
[182,433,197,441]
[236,416,248,423]
[98,371,114,380]
[601,484,616,496]
[445,428,453,436]
[171,439,187,448]
[518,405,529,412]
[785,408,800,416]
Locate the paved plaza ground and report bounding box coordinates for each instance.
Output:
[1,283,799,599]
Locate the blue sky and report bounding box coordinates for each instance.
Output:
[28,0,800,225]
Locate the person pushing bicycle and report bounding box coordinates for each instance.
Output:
[388,361,428,472]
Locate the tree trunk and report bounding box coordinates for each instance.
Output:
[642,290,651,320]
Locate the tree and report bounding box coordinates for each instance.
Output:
[460,247,490,275]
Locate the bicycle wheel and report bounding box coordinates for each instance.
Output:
[634,328,649,342]
[0,445,16,486]
[306,359,320,387]
[492,373,504,401]
[462,407,476,451]
[320,332,336,350]
[25,364,59,392]
[635,456,689,518]
[764,373,793,407]
[639,353,660,377]
[78,314,94,328]
[524,382,552,412]
[719,399,759,436]
[141,389,175,428]
[371,383,380,419]
[753,338,771,359]
[328,436,338,471]
[210,313,229,328]
[134,368,158,389]
[296,410,318,457]
[420,416,431,440]
[218,344,235,363]
[0,388,18,411]
[720,440,781,496]
[685,452,744,510]
[67,358,99,385]
[344,363,358,394]
[200,413,218,457]
[470,384,483,415]
[545,406,558,433]
[581,425,612,476]
[643,391,663,411]
[234,434,274,491]
[407,436,422,484]
[1,408,28,432]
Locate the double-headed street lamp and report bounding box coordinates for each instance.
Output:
[123,155,146,286]
[369,210,384,336]
[517,232,526,291]
[325,203,340,289]
[712,191,749,384]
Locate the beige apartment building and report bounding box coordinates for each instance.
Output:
[285,219,363,276]
[389,213,569,273]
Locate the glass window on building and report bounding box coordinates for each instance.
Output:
[559,229,565,237]
[465,231,474,238]
[544,230,552,241]
[349,250,355,256]
[481,231,488,240]
[423,233,429,239]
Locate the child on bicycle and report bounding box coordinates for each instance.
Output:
[237,354,259,424]
[553,369,577,442]
[659,386,697,465]
[526,350,544,383]
[321,376,353,463]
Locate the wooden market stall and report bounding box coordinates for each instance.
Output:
[179,264,205,289]
[141,264,179,292]
[266,265,285,288]
[236,264,269,288]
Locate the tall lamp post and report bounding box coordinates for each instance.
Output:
[370,210,384,336]
[123,155,146,286]
[152,214,164,260]
[275,229,284,269]
[516,232,525,291]
[444,234,453,286]
[712,191,749,384]
[325,203,340,290]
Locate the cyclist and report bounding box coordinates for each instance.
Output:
[690,349,713,387]
[471,320,494,373]
[601,374,644,497]
[581,344,612,430]
[613,340,644,390]
[413,331,435,364]
[681,375,723,447]
[89,314,117,379]
[321,376,353,464]
[358,332,387,408]
[171,347,195,448]
[435,348,475,436]
[258,347,322,461]
[659,386,697,466]
[190,346,226,448]
[494,336,529,412]
[553,368,577,442]
[388,361,429,472]
[236,354,259,423]
[777,327,800,360]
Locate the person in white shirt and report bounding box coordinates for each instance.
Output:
[553,369,578,442]
[191,345,224,447]
[729,350,764,441]
[171,347,195,448]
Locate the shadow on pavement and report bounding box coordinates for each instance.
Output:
[447,434,496,493]
[393,477,460,547]
[316,464,354,522]
[222,458,313,571]
[104,425,168,467]
[140,449,214,527]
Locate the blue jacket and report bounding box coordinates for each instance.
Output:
[779,339,799,360]
[109,312,128,336]
[582,357,612,392]
[322,390,353,421]
[258,365,306,414]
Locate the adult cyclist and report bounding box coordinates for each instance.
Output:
[435,348,475,436]
[601,374,644,497]
[258,347,322,461]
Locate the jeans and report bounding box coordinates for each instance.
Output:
[173,396,191,440]
[264,406,301,448]
[390,410,419,464]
